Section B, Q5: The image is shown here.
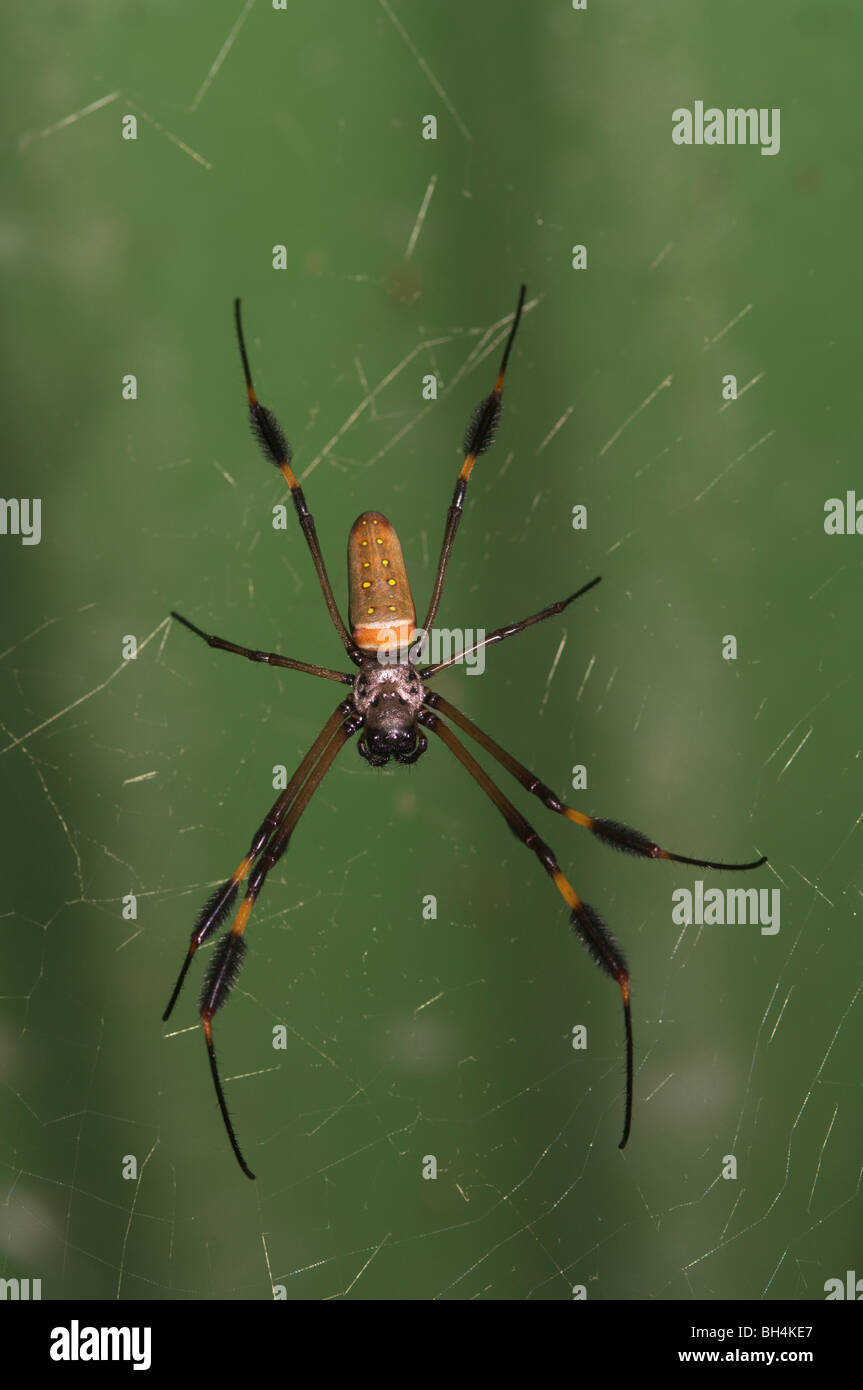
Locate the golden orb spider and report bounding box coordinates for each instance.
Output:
[163,287,767,1179]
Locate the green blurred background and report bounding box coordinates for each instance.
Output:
[1,1,860,1301]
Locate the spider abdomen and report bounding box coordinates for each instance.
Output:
[347,511,416,657]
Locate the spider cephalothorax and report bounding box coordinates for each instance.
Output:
[352,661,427,765]
[164,286,767,1179]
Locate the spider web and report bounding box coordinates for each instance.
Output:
[1,0,860,1302]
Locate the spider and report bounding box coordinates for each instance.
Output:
[163,287,767,1179]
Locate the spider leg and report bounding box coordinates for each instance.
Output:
[419,707,633,1149]
[234,299,363,665]
[422,286,527,635]
[169,610,353,684]
[197,711,358,1178]
[419,577,601,678]
[423,691,766,873]
[162,702,353,1023]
